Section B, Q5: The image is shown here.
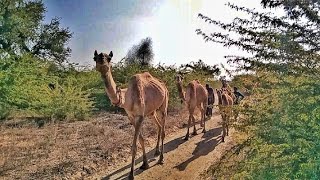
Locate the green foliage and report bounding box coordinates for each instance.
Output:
[32,17,72,63]
[180,59,220,77]
[0,52,219,121]
[229,75,320,179]
[0,54,93,120]
[0,0,72,63]
[197,0,320,179]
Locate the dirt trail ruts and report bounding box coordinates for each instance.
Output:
[96,115,237,180]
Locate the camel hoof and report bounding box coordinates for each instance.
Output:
[128,172,134,180]
[158,158,164,165]
[140,162,150,170]
[184,136,189,141]
[202,129,206,133]
[154,150,160,157]
[221,137,225,143]
[192,131,197,136]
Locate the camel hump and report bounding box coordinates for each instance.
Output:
[186,82,196,102]
[140,72,153,79]
[221,93,233,105]
[130,75,145,108]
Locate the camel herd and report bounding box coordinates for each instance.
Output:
[93,50,242,180]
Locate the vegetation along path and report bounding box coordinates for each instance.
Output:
[97,114,237,180]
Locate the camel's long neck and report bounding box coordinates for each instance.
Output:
[101,69,121,105]
[176,81,186,102]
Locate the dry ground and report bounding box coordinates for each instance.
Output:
[99,114,237,180]
[0,108,236,180]
[0,109,190,179]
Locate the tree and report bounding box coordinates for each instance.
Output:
[197,0,320,179]
[196,1,320,76]
[180,59,220,76]
[125,37,154,67]
[0,0,72,63]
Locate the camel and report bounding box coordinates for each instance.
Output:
[220,76,236,100]
[175,74,208,140]
[216,88,233,142]
[93,50,169,180]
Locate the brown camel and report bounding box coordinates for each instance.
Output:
[220,76,236,100]
[175,74,208,140]
[94,50,169,180]
[216,88,233,142]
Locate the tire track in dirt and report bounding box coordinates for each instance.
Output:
[99,115,236,180]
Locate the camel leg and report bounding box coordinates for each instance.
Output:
[152,112,161,157]
[202,109,206,133]
[138,133,149,170]
[158,111,167,164]
[201,102,207,133]
[192,115,197,135]
[226,115,229,136]
[200,115,204,127]
[200,113,205,127]
[129,115,143,180]
[184,115,192,140]
[221,116,226,142]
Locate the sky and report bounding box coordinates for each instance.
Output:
[43,0,263,70]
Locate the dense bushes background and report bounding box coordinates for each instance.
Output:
[0,53,220,121]
[0,54,93,120]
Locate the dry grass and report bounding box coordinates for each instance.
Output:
[0,109,194,179]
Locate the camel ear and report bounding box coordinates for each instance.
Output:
[94,50,98,56]
[109,51,113,58]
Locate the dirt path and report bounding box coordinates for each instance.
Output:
[99,115,237,180]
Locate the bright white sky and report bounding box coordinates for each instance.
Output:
[132,0,256,67]
[45,0,266,74]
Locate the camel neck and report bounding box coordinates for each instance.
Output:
[176,81,186,101]
[101,70,121,105]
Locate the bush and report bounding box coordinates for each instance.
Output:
[0,53,220,121]
[0,54,93,121]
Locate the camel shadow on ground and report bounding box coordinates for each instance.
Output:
[174,126,223,171]
[102,134,187,180]
[102,125,223,180]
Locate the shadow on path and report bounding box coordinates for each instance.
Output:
[174,126,223,171]
[102,134,187,180]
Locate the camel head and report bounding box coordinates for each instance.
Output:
[216,89,222,96]
[93,50,113,74]
[175,74,184,83]
[217,88,229,96]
